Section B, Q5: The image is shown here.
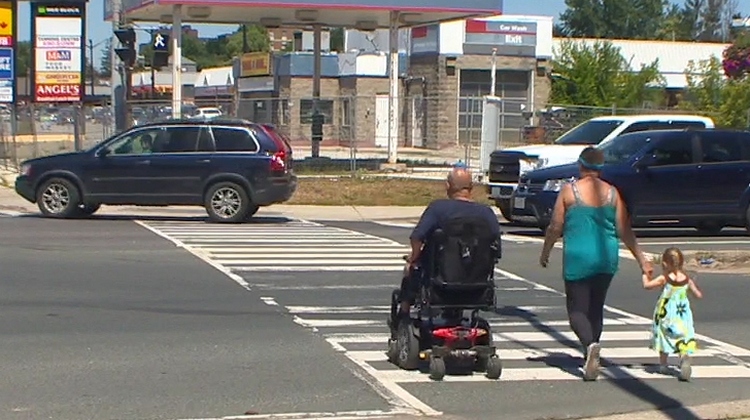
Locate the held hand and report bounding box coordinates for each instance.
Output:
[640,259,653,278]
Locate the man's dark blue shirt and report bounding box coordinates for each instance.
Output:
[410,199,501,242]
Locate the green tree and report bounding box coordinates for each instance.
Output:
[330,27,344,52]
[550,40,664,108]
[559,0,668,39]
[680,56,750,128]
[99,38,112,78]
[16,41,31,76]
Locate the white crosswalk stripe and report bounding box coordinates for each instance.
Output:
[139,220,409,271]
[275,300,750,383]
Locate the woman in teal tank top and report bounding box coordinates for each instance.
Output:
[539,147,651,381]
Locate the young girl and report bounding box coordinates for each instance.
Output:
[642,247,703,381]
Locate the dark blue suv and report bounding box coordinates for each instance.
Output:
[15,119,297,223]
[510,129,750,234]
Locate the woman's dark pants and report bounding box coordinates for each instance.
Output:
[564,273,614,350]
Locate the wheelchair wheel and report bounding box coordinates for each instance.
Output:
[429,357,446,381]
[395,321,420,370]
[485,355,503,380]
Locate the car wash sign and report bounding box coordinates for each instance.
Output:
[463,19,537,57]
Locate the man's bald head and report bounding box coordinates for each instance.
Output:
[446,167,473,197]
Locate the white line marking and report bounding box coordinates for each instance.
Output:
[211,253,408,259]
[180,239,392,244]
[260,297,279,306]
[216,259,406,265]
[638,240,750,246]
[134,220,251,291]
[292,318,641,328]
[327,330,651,343]
[177,407,416,420]
[253,285,397,291]
[347,345,750,363]
[232,266,406,272]
[198,245,406,250]
[376,365,750,382]
[286,305,562,314]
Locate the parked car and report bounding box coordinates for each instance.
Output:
[14,118,297,223]
[486,114,715,221]
[510,128,750,234]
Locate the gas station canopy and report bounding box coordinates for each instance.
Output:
[108,0,503,28]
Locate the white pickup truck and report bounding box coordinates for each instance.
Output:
[486,114,716,220]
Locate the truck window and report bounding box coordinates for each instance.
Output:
[554,120,624,145]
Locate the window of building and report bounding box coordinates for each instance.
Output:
[299,99,334,124]
[340,98,352,127]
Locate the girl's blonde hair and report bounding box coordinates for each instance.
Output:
[661,247,685,273]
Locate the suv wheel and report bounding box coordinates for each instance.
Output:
[37,177,81,218]
[204,182,251,223]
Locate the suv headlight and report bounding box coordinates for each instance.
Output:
[543,177,575,192]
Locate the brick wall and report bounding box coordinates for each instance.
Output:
[278,76,340,145]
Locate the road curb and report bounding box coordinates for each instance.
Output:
[575,398,750,420]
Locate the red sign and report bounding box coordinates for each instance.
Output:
[46,50,72,61]
[0,35,11,47]
[35,83,81,102]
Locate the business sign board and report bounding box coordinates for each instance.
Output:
[31,2,86,103]
[0,1,13,103]
[410,25,439,55]
[240,52,271,77]
[463,19,537,57]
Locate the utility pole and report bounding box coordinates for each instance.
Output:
[150,29,156,100]
[89,39,95,96]
[110,0,121,132]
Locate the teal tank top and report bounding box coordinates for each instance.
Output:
[562,182,620,281]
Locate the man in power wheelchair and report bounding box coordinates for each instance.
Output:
[386,167,503,380]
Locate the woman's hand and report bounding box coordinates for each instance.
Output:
[539,253,549,268]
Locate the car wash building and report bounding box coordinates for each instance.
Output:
[405,15,553,149]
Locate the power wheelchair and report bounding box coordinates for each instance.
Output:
[386,216,503,381]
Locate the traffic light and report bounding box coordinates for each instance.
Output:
[150,32,170,70]
[114,28,137,68]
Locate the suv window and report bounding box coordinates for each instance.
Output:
[649,134,694,166]
[158,126,201,153]
[212,127,258,152]
[621,120,707,134]
[107,126,165,155]
[699,131,745,163]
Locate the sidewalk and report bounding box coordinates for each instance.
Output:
[0,185,501,222]
[575,399,750,420]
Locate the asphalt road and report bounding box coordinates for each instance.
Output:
[0,216,390,420]
[3,214,750,420]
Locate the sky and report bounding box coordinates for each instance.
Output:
[13,0,750,66]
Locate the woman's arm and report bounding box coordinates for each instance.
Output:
[643,274,665,290]
[540,185,568,266]
[614,188,651,276]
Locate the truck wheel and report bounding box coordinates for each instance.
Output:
[494,199,513,222]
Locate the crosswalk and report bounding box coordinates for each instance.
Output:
[268,272,750,383]
[278,290,750,383]
[138,218,750,384]
[138,219,409,271]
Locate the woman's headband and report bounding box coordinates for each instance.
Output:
[578,157,604,171]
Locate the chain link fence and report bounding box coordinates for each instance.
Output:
[0,96,732,176]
